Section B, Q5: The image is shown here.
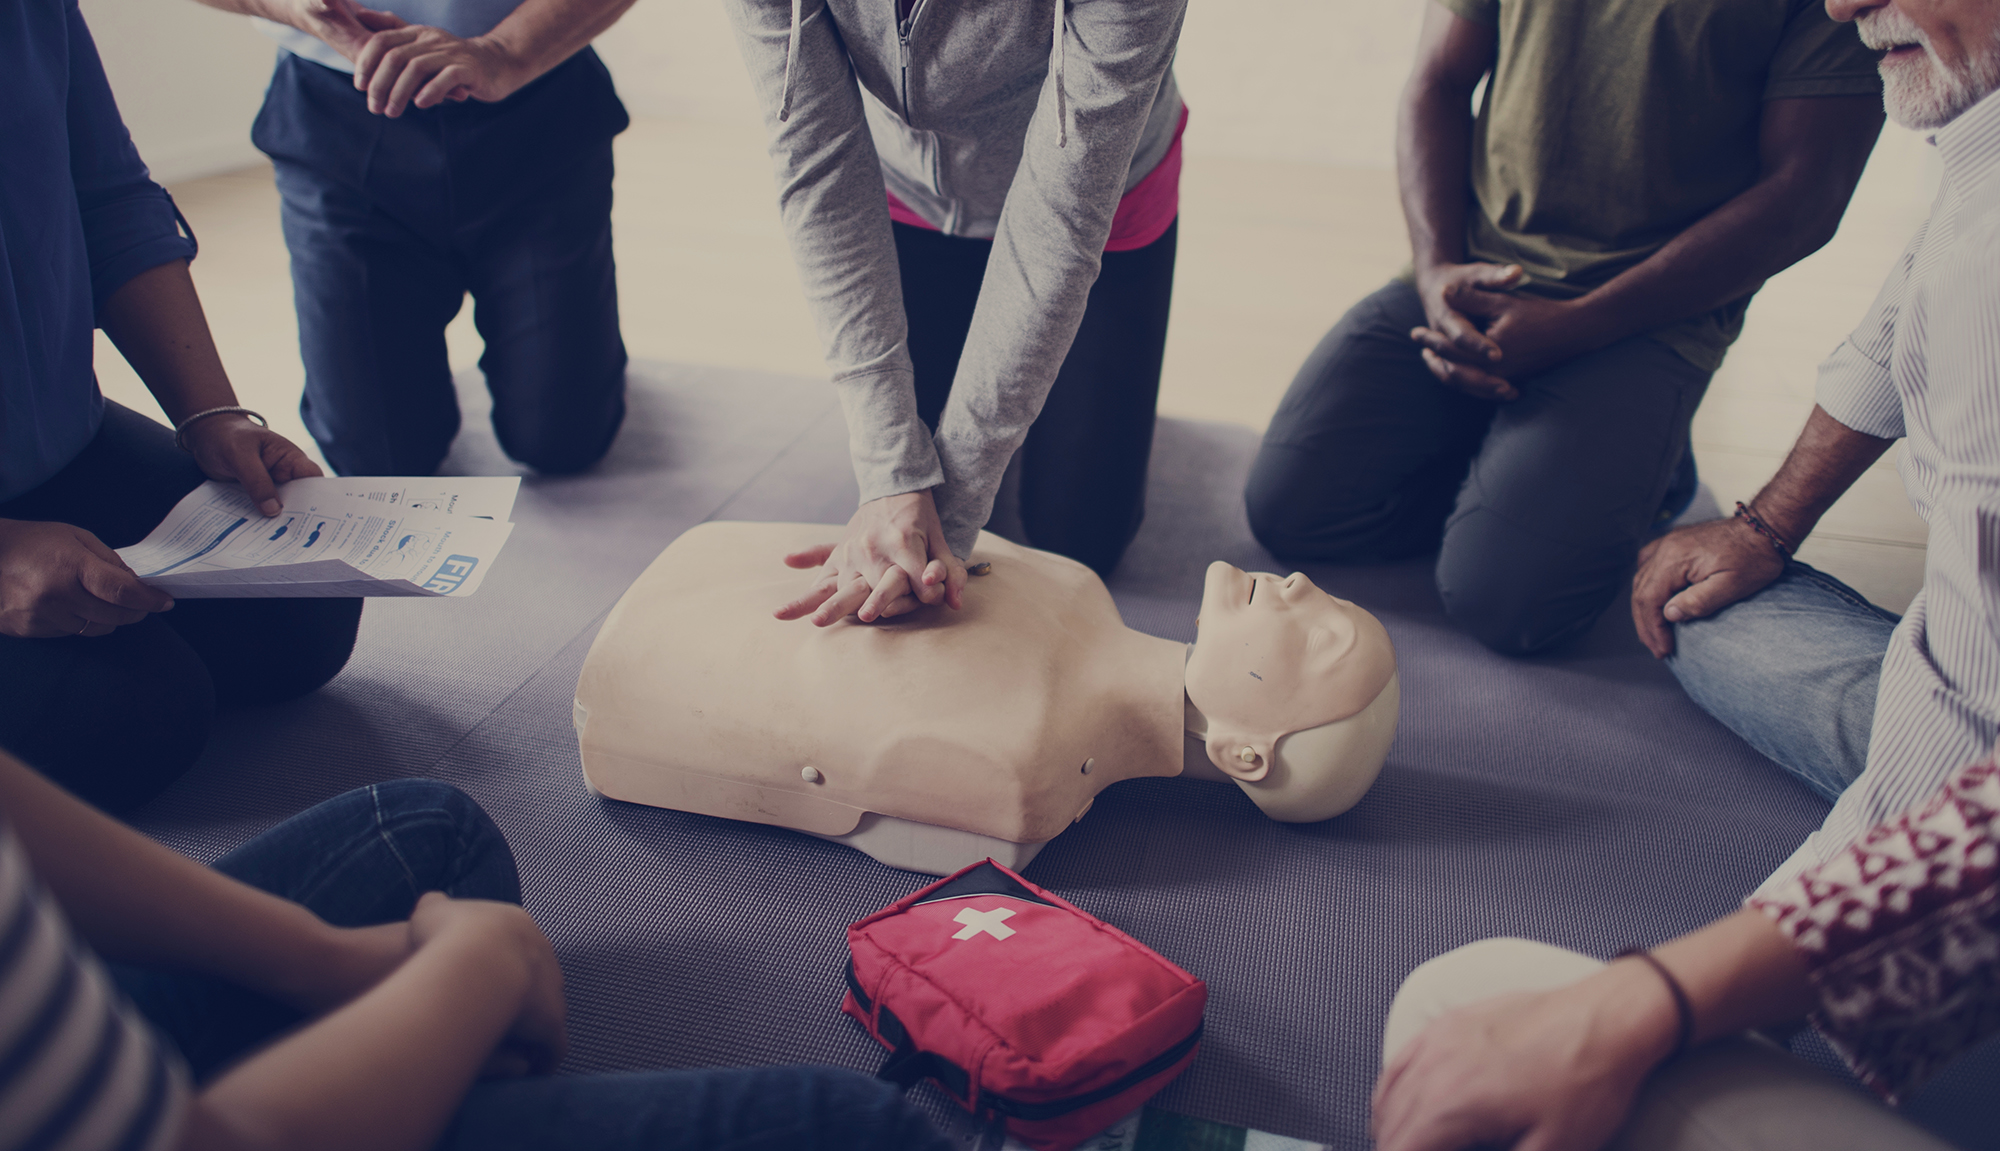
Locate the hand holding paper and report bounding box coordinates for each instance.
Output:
[117,477,521,599]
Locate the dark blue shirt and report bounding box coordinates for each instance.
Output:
[1,0,198,502]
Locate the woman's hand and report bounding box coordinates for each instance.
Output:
[409,892,568,1077]
[1371,960,1679,1151]
[0,519,174,638]
[774,490,968,626]
[181,415,324,518]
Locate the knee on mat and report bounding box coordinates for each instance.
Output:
[1244,451,1385,564]
[8,632,216,813]
[208,598,362,707]
[369,779,522,904]
[497,394,626,477]
[1436,575,1594,657]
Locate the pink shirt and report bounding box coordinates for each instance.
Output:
[886,107,1187,253]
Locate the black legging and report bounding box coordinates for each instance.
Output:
[0,403,362,811]
[894,219,1177,577]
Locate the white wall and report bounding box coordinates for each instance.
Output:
[88,0,1431,181]
[85,0,275,184]
[595,0,1430,169]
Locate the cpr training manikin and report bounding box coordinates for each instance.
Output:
[574,522,1399,873]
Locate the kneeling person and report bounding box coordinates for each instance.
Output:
[0,1,359,812]
[1246,0,1882,655]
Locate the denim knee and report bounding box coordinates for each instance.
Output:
[370,780,522,904]
[1664,564,1895,801]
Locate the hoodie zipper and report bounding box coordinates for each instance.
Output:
[897,0,929,121]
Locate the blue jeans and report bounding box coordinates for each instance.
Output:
[1665,562,1900,802]
[116,781,948,1151]
[252,52,629,477]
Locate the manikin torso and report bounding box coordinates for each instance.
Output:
[575,522,1398,872]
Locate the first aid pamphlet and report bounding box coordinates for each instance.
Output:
[116,477,520,599]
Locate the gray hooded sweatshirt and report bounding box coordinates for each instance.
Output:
[724,0,1188,558]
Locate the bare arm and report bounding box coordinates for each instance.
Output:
[1565,96,1884,354]
[1412,84,1884,398]
[1373,909,1814,1151]
[99,260,321,516]
[1398,4,1514,382]
[0,753,400,1009]
[1631,405,1893,657]
[350,0,640,116]
[182,894,563,1151]
[0,753,563,1151]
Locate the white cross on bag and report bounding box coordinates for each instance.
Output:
[951,906,1017,941]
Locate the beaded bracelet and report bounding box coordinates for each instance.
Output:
[1733,501,1793,558]
[173,405,267,453]
[1615,947,1696,1061]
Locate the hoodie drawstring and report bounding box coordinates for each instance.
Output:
[1051,0,1067,147]
[779,0,804,121]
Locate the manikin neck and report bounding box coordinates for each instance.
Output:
[1107,630,1228,783]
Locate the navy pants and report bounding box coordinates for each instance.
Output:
[252,50,630,477]
[116,781,953,1151]
[1246,280,1713,656]
[0,404,361,812]
[897,220,1177,578]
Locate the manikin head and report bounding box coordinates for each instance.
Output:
[1831,0,2000,128]
[1185,562,1399,822]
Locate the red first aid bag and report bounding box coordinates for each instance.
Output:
[842,859,1207,1151]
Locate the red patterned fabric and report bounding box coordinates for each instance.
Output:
[1750,755,2000,1101]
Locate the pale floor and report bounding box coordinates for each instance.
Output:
[98,116,1937,612]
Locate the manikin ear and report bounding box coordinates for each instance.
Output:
[1205,730,1274,783]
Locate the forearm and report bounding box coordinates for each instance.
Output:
[1567,177,1841,349]
[477,0,637,86]
[98,260,242,425]
[1568,96,1882,349]
[0,754,341,999]
[1398,81,1477,273]
[182,927,524,1151]
[1746,405,1894,547]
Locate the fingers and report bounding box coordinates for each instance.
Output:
[885,536,939,606]
[266,436,325,482]
[414,62,475,109]
[1468,262,1524,290]
[773,572,839,621]
[856,566,912,623]
[1629,544,1686,659]
[1420,348,1519,402]
[941,554,968,610]
[810,574,873,627]
[1419,306,1503,364]
[784,544,836,570]
[380,47,447,116]
[227,442,284,517]
[78,557,174,618]
[352,4,406,30]
[1662,571,1761,627]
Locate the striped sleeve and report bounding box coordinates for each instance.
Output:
[1815,223,1925,440]
[0,829,187,1151]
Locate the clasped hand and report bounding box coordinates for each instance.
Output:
[281,0,524,118]
[774,490,968,626]
[1411,262,1592,401]
[0,415,318,640]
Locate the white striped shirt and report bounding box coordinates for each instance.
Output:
[0,827,186,1151]
[1757,86,2000,896]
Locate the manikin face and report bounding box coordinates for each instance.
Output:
[1831,0,2000,128]
[1185,562,1395,782]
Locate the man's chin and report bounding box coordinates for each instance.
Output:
[1880,51,2000,130]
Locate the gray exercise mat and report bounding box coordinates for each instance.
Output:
[130,362,1996,1149]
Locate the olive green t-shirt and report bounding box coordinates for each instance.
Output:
[1439,0,1881,370]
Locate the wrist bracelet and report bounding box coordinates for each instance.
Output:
[1733,501,1793,558]
[173,406,267,453]
[1614,947,1696,1061]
